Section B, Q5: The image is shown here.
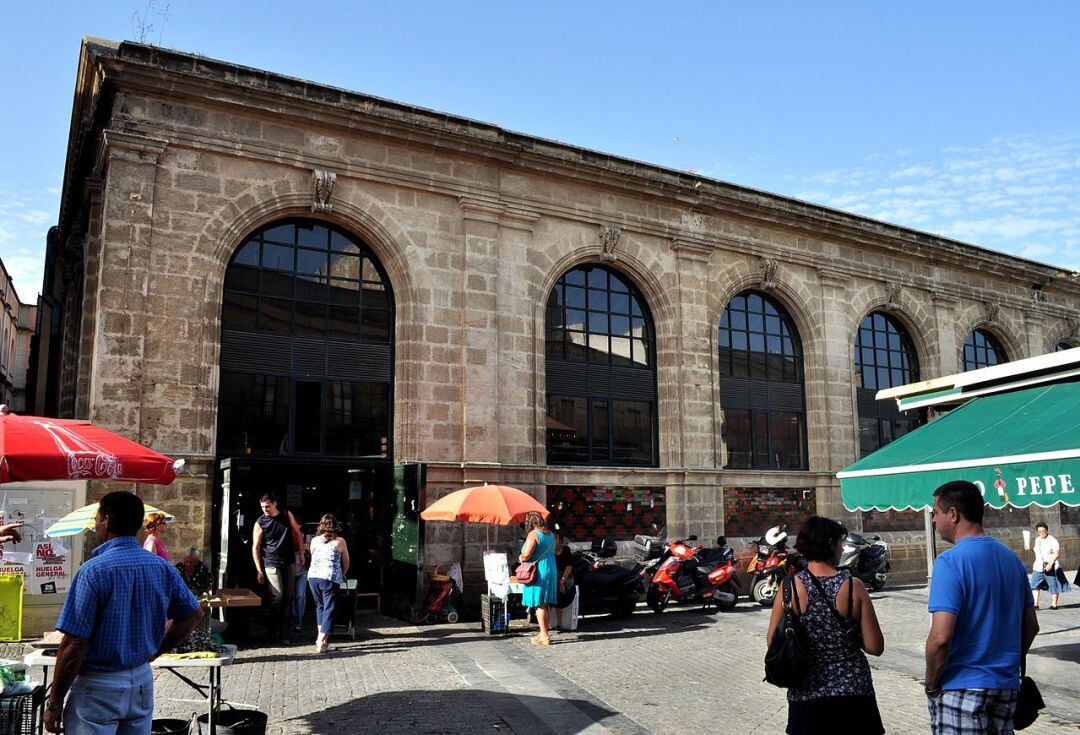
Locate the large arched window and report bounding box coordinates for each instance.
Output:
[217,219,393,458]
[545,265,657,466]
[962,329,1007,372]
[854,312,921,457]
[718,291,806,469]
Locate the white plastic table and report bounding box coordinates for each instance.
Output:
[24,644,237,735]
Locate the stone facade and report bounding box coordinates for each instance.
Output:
[0,259,36,411]
[37,38,1080,586]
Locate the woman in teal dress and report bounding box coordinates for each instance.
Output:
[519,511,558,645]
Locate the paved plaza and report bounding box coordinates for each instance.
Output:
[145,582,1080,734]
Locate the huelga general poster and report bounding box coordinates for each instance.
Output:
[31,540,71,595]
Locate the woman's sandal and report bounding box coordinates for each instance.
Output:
[531,637,551,646]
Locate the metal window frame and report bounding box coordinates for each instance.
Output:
[218,218,395,461]
[545,265,659,467]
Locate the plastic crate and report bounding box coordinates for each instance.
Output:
[0,685,43,735]
[481,594,510,635]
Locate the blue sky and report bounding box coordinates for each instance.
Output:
[2,1,1079,299]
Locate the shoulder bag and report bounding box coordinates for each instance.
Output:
[514,561,537,584]
[1013,675,1045,730]
[764,574,810,688]
[806,570,863,649]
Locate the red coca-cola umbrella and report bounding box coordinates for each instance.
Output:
[0,406,180,485]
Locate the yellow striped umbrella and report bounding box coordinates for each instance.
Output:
[44,503,175,538]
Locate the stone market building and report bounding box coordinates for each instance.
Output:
[33,38,1079,607]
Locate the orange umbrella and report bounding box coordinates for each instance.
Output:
[420,484,549,525]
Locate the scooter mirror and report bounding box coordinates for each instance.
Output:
[716,536,726,547]
[872,535,881,541]
[688,534,698,541]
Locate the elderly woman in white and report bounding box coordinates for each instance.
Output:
[1031,522,1069,610]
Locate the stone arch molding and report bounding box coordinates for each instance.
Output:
[846,285,937,378]
[535,242,678,336]
[204,191,422,311]
[1044,317,1080,353]
[955,301,1025,364]
[706,259,823,358]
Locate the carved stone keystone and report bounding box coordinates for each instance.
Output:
[760,256,778,290]
[599,223,621,262]
[312,170,336,213]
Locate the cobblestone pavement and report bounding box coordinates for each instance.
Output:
[143,583,1080,734]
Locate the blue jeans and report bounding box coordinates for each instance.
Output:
[64,664,153,735]
[308,577,338,635]
[294,569,309,627]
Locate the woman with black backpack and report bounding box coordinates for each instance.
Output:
[765,516,886,735]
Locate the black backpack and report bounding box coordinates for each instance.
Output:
[764,574,810,688]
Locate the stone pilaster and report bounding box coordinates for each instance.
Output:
[458,198,502,463]
[75,181,104,419]
[87,130,167,437]
[1022,311,1046,358]
[816,268,856,522]
[932,295,959,375]
[672,240,714,468]
[496,207,540,465]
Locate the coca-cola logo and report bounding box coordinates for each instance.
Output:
[67,452,123,479]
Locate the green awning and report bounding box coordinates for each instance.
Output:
[839,380,1080,511]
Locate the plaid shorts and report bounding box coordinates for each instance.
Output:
[928,689,1019,735]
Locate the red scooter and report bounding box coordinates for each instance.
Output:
[746,525,802,606]
[644,536,739,613]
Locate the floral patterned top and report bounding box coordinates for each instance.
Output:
[788,570,875,702]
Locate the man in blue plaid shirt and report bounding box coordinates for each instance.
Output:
[45,492,203,734]
[925,481,1040,735]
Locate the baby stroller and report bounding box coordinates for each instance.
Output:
[417,563,462,624]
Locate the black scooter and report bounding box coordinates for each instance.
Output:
[570,539,643,618]
[839,532,890,591]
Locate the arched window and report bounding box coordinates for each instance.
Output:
[545,265,657,466]
[217,219,393,458]
[718,291,806,469]
[1054,341,1077,352]
[962,329,1007,372]
[854,312,921,457]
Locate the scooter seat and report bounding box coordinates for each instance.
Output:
[698,547,729,564]
[693,563,718,580]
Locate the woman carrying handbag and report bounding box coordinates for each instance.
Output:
[766,516,886,735]
[518,511,558,645]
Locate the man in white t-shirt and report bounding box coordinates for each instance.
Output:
[1030,522,1066,610]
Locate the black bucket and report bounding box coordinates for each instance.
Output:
[196,710,268,735]
[151,719,190,735]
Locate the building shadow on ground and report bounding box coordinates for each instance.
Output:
[283,688,621,735]
[1030,641,1080,663]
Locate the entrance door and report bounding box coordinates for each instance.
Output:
[214,459,394,594]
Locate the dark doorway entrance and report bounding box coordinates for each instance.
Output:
[215,457,422,619]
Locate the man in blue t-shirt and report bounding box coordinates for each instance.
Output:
[925,481,1039,735]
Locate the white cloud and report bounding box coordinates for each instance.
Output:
[789,134,1080,270]
[0,183,55,299]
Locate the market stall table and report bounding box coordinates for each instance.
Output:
[24,644,237,735]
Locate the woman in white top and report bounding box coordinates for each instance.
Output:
[307,514,350,652]
[1030,522,1069,610]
